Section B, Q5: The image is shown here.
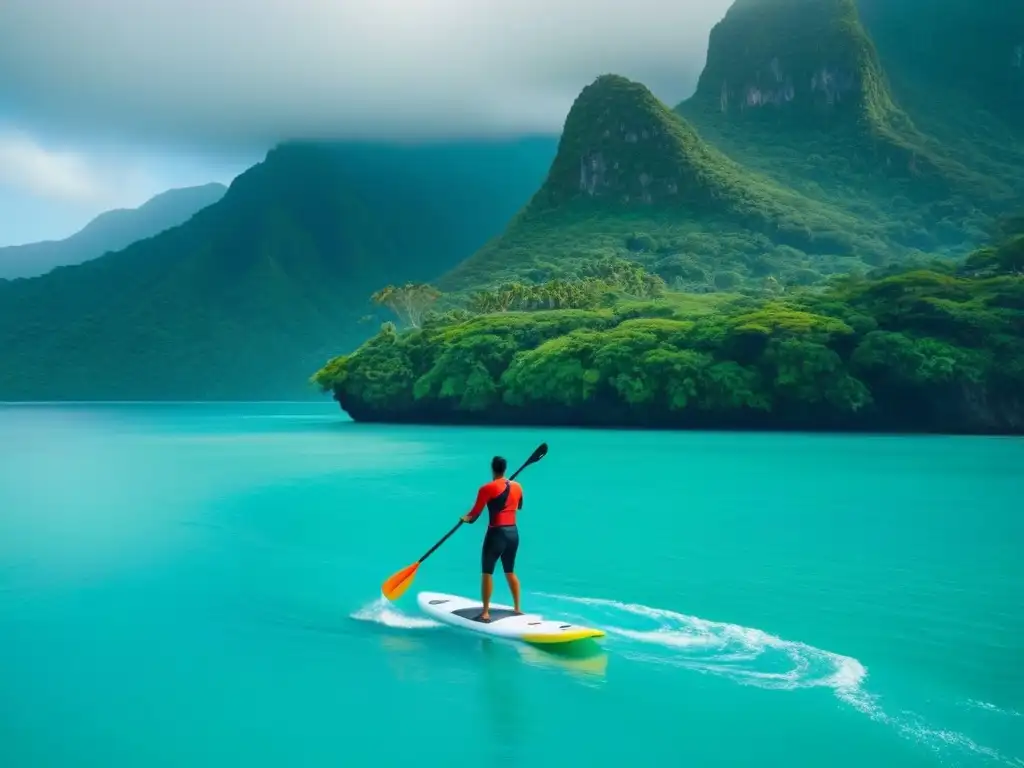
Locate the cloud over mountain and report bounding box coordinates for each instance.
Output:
[0,0,732,148]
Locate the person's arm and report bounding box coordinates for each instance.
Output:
[461,484,491,523]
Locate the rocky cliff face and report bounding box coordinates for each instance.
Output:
[690,0,898,126]
[524,73,823,223]
[530,75,724,209]
[678,0,1004,188]
[436,72,873,292]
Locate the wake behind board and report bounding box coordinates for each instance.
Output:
[416,591,604,645]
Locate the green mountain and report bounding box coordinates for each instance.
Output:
[689,0,911,136]
[0,183,226,280]
[442,0,1024,298]
[676,0,1024,252]
[441,73,878,294]
[682,0,981,184]
[0,139,557,400]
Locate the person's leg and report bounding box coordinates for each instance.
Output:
[504,573,521,613]
[481,573,493,619]
[480,529,502,621]
[501,526,521,613]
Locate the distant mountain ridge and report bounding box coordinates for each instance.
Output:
[0,138,558,400]
[0,183,227,280]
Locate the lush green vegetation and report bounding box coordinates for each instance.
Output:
[440,204,885,298]
[315,220,1024,434]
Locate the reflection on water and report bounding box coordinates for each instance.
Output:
[478,638,525,764]
[516,640,609,681]
[375,626,609,687]
[374,629,609,764]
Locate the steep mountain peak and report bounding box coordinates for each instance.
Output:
[439,73,878,292]
[530,75,687,207]
[528,74,753,213]
[674,0,1006,193]
[690,0,901,130]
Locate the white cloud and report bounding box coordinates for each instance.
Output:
[0,126,244,207]
[0,0,734,243]
[0,137,243,245]
[0,0,733,148]
[0,131,107,202]
[0,128,175,212]
[0,129,170,242]
[0,127,240,246]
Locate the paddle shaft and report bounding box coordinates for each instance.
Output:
[414,453,539,565]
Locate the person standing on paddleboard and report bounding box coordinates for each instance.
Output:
[460,456,523,622]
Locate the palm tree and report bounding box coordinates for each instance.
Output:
[370,283,440,328]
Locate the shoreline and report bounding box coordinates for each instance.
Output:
[329,398,1024,438]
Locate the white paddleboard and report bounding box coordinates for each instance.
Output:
[416,591,604,645]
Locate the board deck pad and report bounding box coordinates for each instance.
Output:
[416,591,604,645]
[451,607,522,622]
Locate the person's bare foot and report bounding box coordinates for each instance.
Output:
[475,612,491,623]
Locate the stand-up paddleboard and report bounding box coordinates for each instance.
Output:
[416,591,604,645]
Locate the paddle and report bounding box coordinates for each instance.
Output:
[380,442,549,601]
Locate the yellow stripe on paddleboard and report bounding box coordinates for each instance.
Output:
[522,628,605,644]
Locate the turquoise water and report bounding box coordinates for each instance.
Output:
[1,403,1022,767]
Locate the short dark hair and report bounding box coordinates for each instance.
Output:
[491,456,507,475]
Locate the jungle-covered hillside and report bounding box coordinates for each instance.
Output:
[315,217,1024,434]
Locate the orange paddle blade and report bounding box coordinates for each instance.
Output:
[381,562,419,601]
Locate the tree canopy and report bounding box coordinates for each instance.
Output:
[314,225,1024,434]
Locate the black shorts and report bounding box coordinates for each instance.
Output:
[481,525,519,575]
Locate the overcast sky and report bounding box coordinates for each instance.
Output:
[0,0,733,246]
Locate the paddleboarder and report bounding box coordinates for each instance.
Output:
[380,444,545,604]
[461,455,523,622]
